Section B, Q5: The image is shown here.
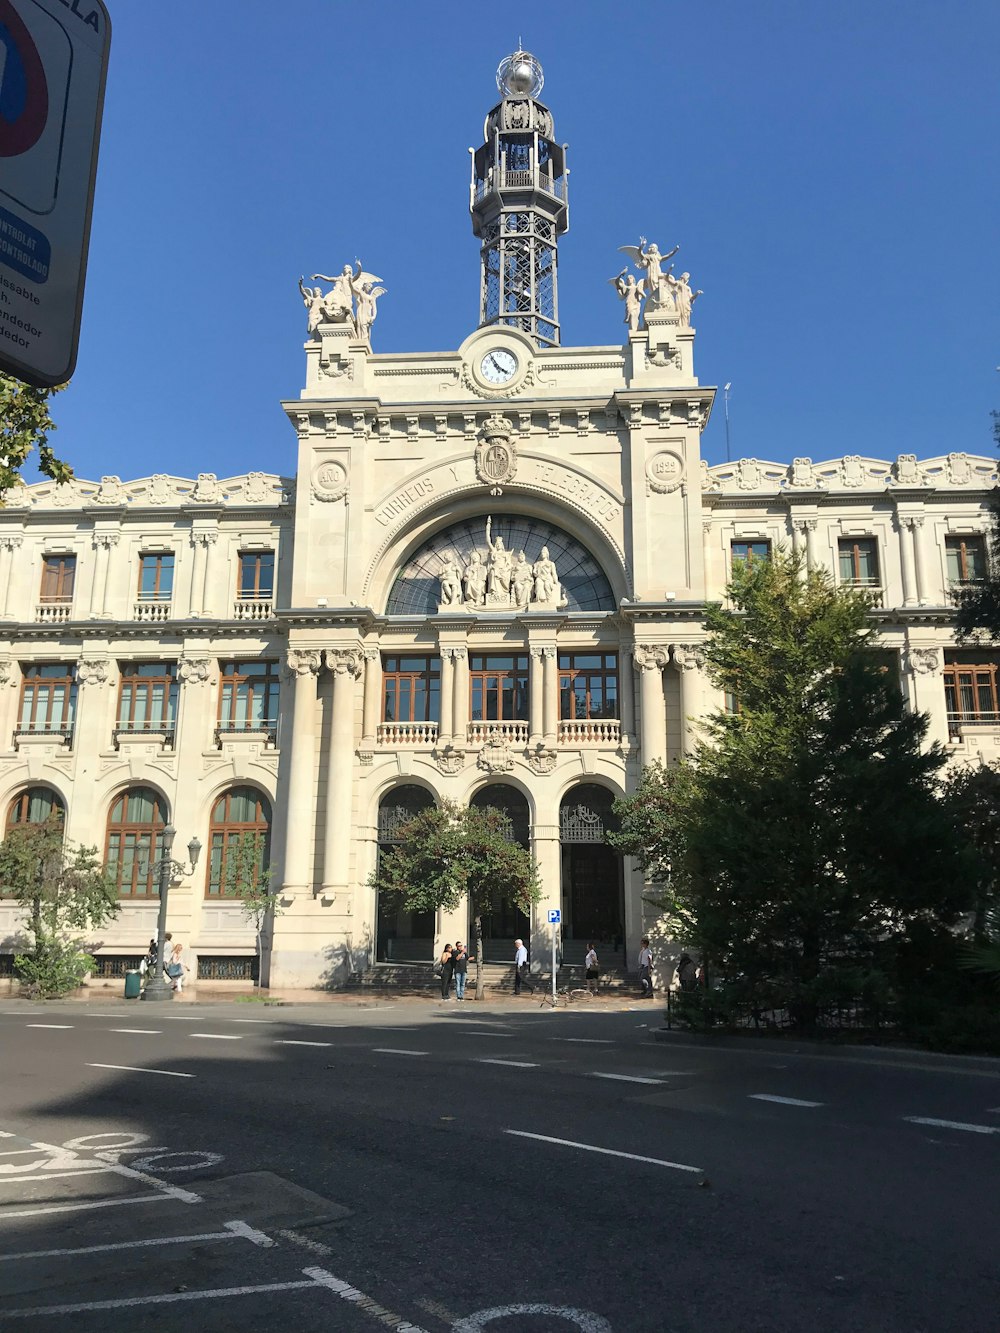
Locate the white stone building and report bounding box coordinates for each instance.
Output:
[1,52,996,989]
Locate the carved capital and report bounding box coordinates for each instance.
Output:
[633,644,669,672]
[191,529,219,548]
[92,531,119,551]
[0,658,13,687]
[907,647,941,676]
[178,657,212,685]
[324,648,363,679]
[363,647,379,662]
[285,649,321,678]
[673,644,706,671]
[77,659,111,687]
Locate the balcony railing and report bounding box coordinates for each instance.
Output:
[35,602,72,623]
[466,720,530,745]
[114,721,176,749]
[215,719,278,747]
[948,711,1000,739]
[133,600,172,622]
[841,581,884,608]
[233,597,274,621]
[558,719,621,745]
[377,721,439,746]
[14,724,74,747]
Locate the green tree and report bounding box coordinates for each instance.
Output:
[612,550,969,1020]
[368,799,540,1000]
[955,411,1000,639]
[0,374,71,497]
[221,830,283,987]
[0,815,118,997]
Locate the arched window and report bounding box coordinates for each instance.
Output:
[7,786,64,828]
[206,787,271,897]
[376,785,435,963]
[105,787,168,897]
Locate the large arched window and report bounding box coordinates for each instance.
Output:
[206,786,271,898]
[105,787,168,897]
[386,516,616,615]
[376,785,435,963]
[7,786,65,828]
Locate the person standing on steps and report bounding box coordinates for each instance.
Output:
[453,942,471,1001]
[438,943,455,1001]
[513,938,534,995]
[584,942,600,996]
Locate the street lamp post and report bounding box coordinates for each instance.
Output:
[141,823,202,1003]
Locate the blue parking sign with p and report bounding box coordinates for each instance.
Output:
[547,908,561,924]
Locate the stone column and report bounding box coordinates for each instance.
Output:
[280,649,321,893]
[200,530,219,616]
[803,518,818,572]
[791,519,804,562]
[0,535,23,617]
[673,644,705,757]
[618,643,635,741]
[452,648,469,746]
[898,516,917,606]
[531,818,562,978]
[361,647,380,748]
[635,646,668,767]
[542,647,558,746]
[905,646,949,748]
[911,516,929,606]
[437,649,454,747]
[529,647,544,745]
[322,649,362,892]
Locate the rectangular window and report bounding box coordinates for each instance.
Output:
[944,652,1000,727]
[137,553,174,602]
[238,551,275,600]
[731,540,770,566]
[945,536,987,584]
[838,538,880,586]
[381,655,440,723]
[218,661,280,738]
[19,663,77,735]
[117,663,178,737]
[469,654,529,722]
[558,652,619,720]
[39,555,75,604]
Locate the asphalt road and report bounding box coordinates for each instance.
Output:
[0,995,998,1332]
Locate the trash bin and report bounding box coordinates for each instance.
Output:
[124,969,142,999]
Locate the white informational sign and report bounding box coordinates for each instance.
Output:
[547,908,561,924]
[0,0,111,386]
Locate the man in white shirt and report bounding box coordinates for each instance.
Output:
[513,938,534,995]
[637,936,654,998]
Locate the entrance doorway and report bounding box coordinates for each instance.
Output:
[559,785,625,968]
[469,784,531,962]
[375,785,435,963]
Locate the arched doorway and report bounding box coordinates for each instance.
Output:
[470,784,530,961]
[375,785,435,963]
[560,785,625,968]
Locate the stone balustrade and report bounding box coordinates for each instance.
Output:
[558,718,621,745]
[377,721,439,746]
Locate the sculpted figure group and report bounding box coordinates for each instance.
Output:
[611,236,703,332]
[439,520,565,612]
[298,260,387,342]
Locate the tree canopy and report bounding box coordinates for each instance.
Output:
[0,373,71,499]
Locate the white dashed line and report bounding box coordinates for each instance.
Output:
[107,1029,162,1035]
[0,1221,272,1263]
[904,1116,1000,1135]
[589,1072,666,1085]
[372,1048,428,1056]
[475,1058,538,1068]
[190,1033,244,1041]
[505,1129,702,1174]
[275,1040,331,1048]
[554,1037,613,1044]
[749,1094,824,1107]
[25,1024,74,1029]
[87,1063,194,1078]
[230,1019,278,1025]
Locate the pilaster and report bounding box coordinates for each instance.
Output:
[280,649,321,893]
[322,648,362,893]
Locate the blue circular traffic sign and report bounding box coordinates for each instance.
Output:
[0,0,49,158]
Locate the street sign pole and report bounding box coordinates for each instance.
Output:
[547,907,561,1004]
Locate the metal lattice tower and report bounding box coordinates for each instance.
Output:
[470,51,569,348]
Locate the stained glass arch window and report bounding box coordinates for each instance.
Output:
[385,516,616,616]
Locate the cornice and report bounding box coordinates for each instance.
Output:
[0,618,289,644]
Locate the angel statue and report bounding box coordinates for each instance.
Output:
[610,269,645,332]
[619,237,680,309]
[298,277,326,334]
[311,264,356,323]
[351,262,387,344]
[665,270,703,327]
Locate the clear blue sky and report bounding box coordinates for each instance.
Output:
[45,0,1000,482]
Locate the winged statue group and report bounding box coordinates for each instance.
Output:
[611,237,703,332]
[299,262,387,343]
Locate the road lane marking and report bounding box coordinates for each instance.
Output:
[0,1167,114,1182]
[904,1116,1000,1135]
[2,1277,322,1319]
[87,1063,194,1078]
[107,1028,162,1034]
[373,1048,428,1056]
[554,1038,613,1044]
[589,1072,666,1085]
[505,1129,701,1173]
[25,1024,73,1029]
[749,1094,824,1107]
[459,1030,513,1037]
[275,1040,331,1047]
[305,1266,430,1332]
[475,1058,538,1068]
[0,1193,172,1219]
[231,1019,278,1024]
[190,1033,243,1040]
[0,1220,273,1262]
[454,1304,612,1332]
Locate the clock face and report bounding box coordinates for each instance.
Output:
[479,348,519,384]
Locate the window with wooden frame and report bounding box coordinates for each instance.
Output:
[237,551,275,600]
[18,663,77,736]
[838,537,880,587]
[558,653,619,720]
[944,652,1000,728]
[137,552,174,602]
[105,786,168,898]
[218,660,280,738]
[731,540,770,566]
[206,786,271,897]
[6,786,64,829]
[39,555,75,604]
[469,654,529,721]
[945,536,987,585]
[381,655,441,723]
[117,663,178,738]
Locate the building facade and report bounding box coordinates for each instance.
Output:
[1,53,997,988]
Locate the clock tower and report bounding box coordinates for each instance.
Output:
[470,50,569,348]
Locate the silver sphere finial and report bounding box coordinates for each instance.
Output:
[497,49,544,100]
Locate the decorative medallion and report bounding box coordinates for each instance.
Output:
[77,659,111,687]
[475,415,518,496]
[646,450,684,495]
[525,747,557,775]
[907,648,940,676]
[312,459,349,503]
[477,736,514,774]
[434,748,466,776]
[178,658,212,685]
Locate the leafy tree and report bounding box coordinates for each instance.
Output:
[941,762,1000,941]
[0,815,118,997]
[0,374,71,497]
[955,411,1000,639]
[221,830,283,987]
[368,799,540,1000]
[612,550,970,1021]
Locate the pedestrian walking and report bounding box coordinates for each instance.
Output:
[453,942,471,1000]
[637,936,654,998]
[675,953,697,991]
[513,937,534,995]
[165,935,187,993]
[438,943,455,1000]
[584,942,600,995]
